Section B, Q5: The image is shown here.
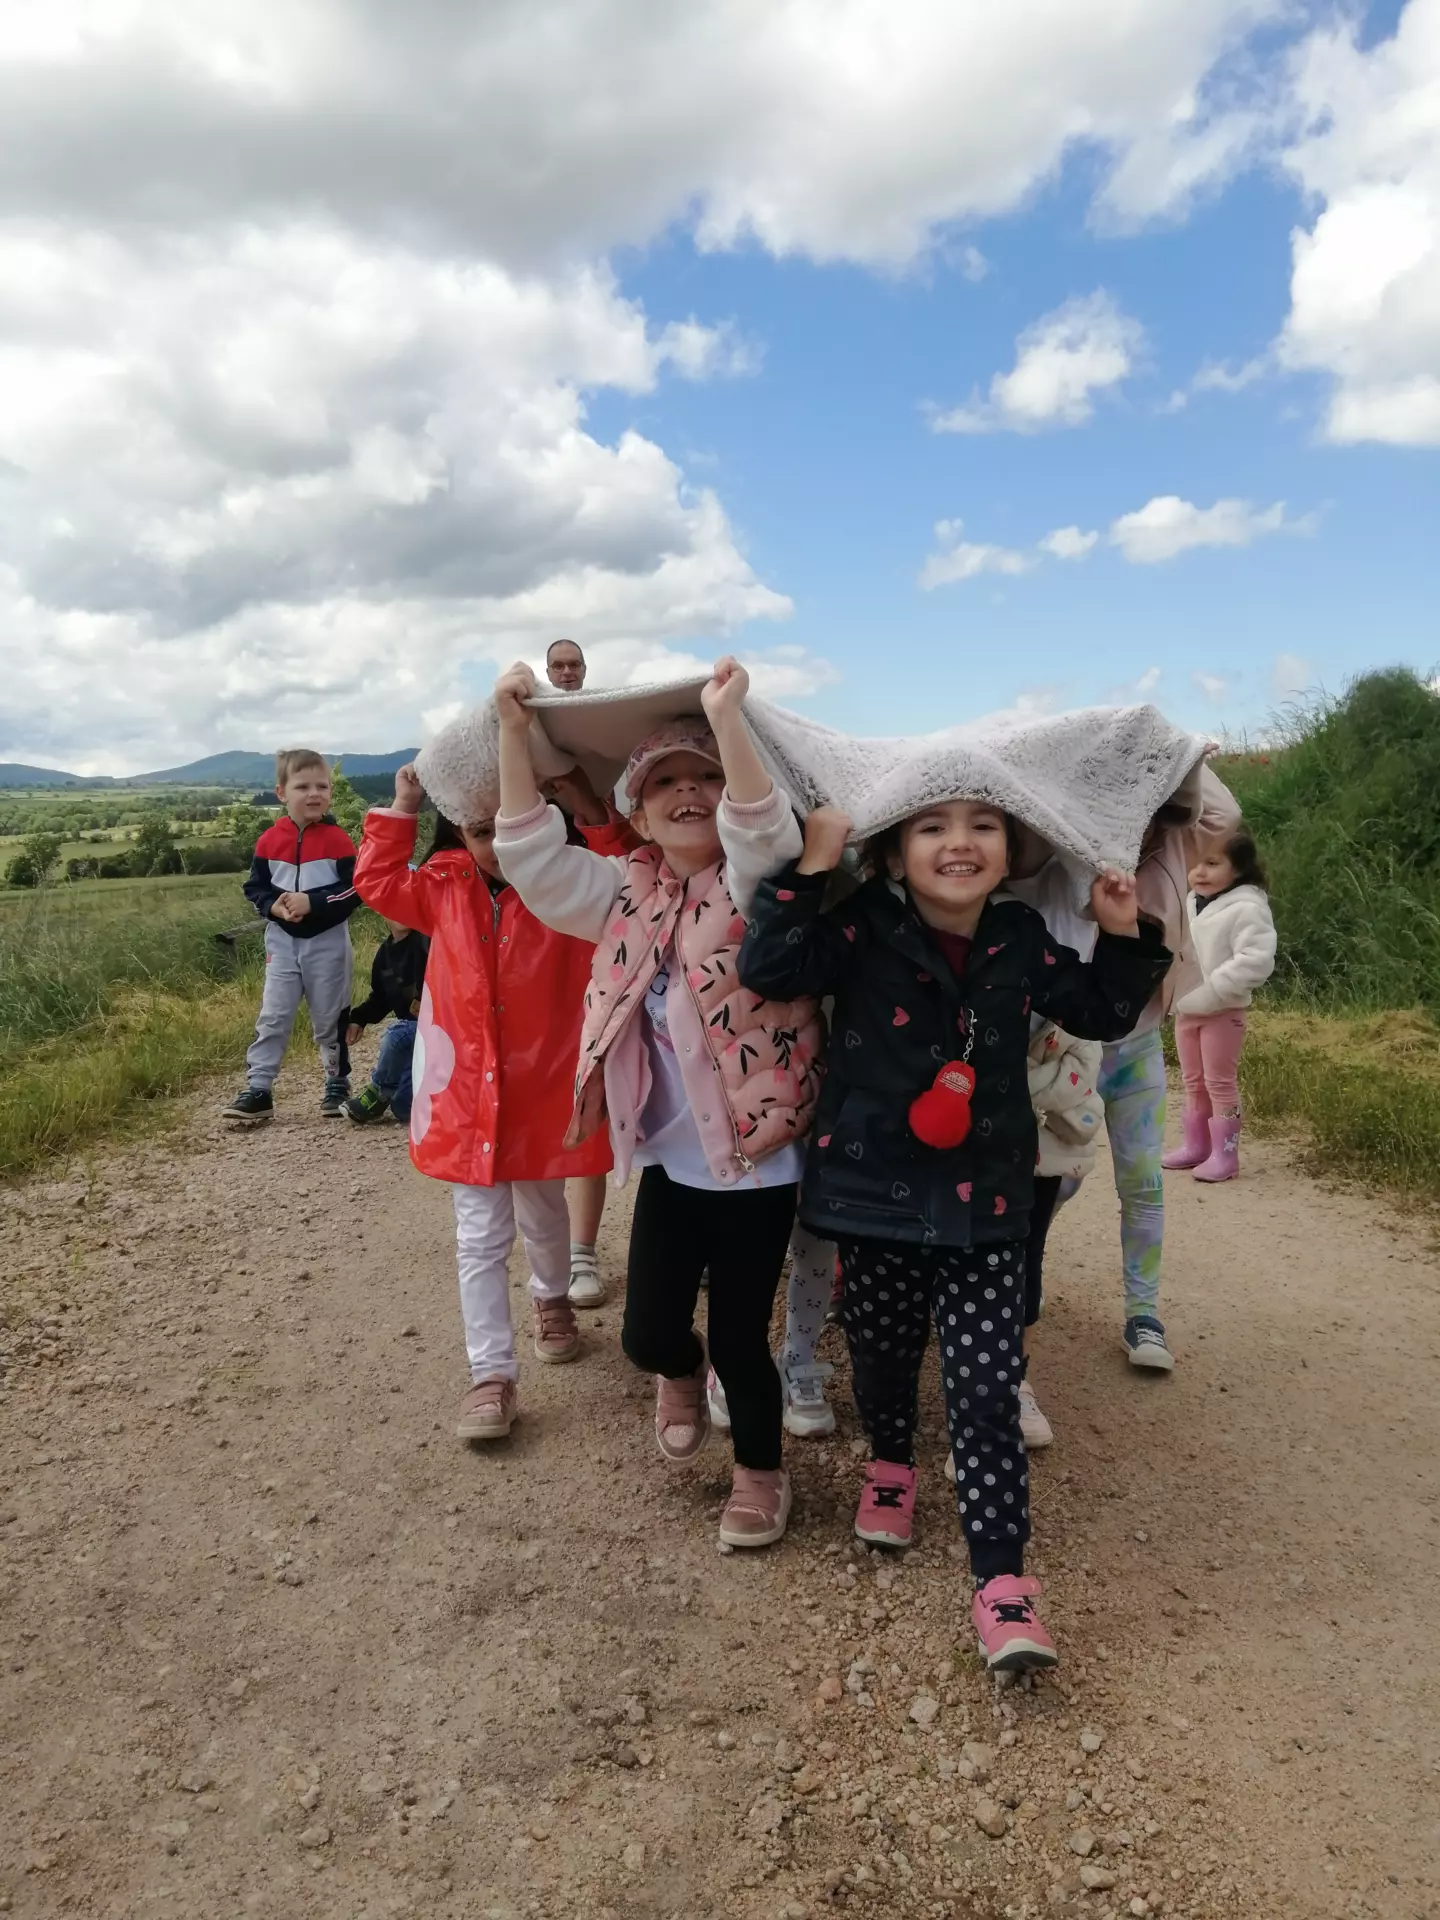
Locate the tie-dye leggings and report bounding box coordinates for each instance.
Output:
[1097,1026,1167,1321]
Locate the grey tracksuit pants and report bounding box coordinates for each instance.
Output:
[245,920,353,1091]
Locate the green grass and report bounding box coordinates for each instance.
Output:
[0,875,380,1179]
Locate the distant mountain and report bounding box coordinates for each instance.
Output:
[0,749,420,789]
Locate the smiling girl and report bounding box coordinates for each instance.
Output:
[738,797,1171,1670]
[492,658,823,1551]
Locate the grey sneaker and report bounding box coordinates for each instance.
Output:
[320,1078,350,1118]
[221,1086,273,1125]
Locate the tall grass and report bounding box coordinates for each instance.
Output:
[0,875,380,1179]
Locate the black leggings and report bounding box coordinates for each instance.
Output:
[837,1236,1029,1581]
[623,1167,797,1470]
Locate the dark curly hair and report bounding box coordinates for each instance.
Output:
[860,804,1021,882]
[1217,828,1269,892]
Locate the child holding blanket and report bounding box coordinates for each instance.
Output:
[493,658,822,1550]
[739,801,1170,1670]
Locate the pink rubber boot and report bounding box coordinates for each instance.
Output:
[1193,1114,1241,1183]
[1162,1106,1212,1170]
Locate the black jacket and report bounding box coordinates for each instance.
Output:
[350,930,429,1028]
[738,867,1171,1248]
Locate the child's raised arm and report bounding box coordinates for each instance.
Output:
[492,661,625,943]
[1028,868,1171,1042]
[704,655,806,916]
[737,807,858,1001]
[353,766,440,934]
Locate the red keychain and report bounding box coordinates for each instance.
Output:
[909,1011,977,1149]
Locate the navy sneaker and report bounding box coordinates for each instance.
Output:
[320,1078,350,1118]
[1123,1314,1175,1371]
[221,1086,273,1125]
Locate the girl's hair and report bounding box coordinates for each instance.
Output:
[860,804,1021,881]
[1217,828,1268,892]
[423,807,588,864]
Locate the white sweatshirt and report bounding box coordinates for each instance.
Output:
[1174,884,1277,1016]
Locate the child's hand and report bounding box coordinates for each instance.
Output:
[494,662,538,733]
[1090,866,1139,936]
[701,655,750,726]
[345,1022,362,1046]
[270,893,299,922]
[284,891,312,920]
[797,806,853,875]
[542,766,608,826]
[393,763,425,815]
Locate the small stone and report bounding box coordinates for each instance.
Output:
[1069,1827,1097,1858]
[715,1731,736,1752]
[622,1841,646,1872]
[611,1745,639,1769]
[196,1793,221,1813]
[622,1695,647,1725]
[258,1803,284,1833]
[815,1674,843,1706]
[299,1784,321,1811]
[960,1741,993,1782]
[907,1694,940,1728]
[1079,1729,1105,1754]
[1080,1864,1118,1891]
[779,1905,808,1919]
[998,1727,1019,1747]
[773,1739,802,1773]
[747,1795,785,1838]
[792,1765,824,1795]
[178,1766,214,1794]
[400,1324,419,1337]
[298,1824,331,1849]
[530,1824,550,1842]
[1130,1902,1151,1917]
[687,1708,716,1727]
[973,1798,1008,1839]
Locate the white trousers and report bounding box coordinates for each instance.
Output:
[453,1180,571,1383]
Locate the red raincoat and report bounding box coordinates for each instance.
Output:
[354,809,615,1187]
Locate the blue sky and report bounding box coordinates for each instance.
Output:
[0,0,1436,768]
[601,130,1437,741]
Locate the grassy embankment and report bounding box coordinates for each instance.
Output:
[0,874,379,1180]
[1217,666,1440,1200]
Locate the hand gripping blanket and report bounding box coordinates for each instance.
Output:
[414,675,1209,891]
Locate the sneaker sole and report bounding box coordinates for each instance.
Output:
[567,1285,608,1309]
[784,1404,836,1437]
[533,1340,581,1366]
[1020,1424,1054,1450]
[854,1518,913,1549]
[221,1111,273,1125]
[1125,1342,1176,1372]
[979,1635,1059,1674]
[720,1486,792,1549]
[457,1415,515,1441]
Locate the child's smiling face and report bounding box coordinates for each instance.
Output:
[632,751,726,871]
[894,800,1010,931]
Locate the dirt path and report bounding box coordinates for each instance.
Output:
[2,1057,1438,1920]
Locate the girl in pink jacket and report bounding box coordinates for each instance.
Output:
[493,657,822,1552]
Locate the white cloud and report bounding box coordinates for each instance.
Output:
[1116,665,1163,699]
[918,519,1033,589]
[1108,494,1292,563]
[960,246,992,283]
[1038,525,1100,560]
[1277,3,1440,445]
[1193,670,1233,699]
[1272,651,1312,698]
[1192,355,1268,392]
[931,292,1144,434]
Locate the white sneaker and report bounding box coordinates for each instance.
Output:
[567,1263,607,1309]
[781,1361,835,1437]
[1018,1381,1054,1450]
[706,1367,731,1431]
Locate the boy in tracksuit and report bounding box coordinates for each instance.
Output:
[222,750,360,1124]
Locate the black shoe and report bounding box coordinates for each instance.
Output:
[320,1079,350,1118]
[222,1086,273,1125]
[343,1085,390,1125]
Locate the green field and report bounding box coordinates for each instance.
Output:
[0,871,380,1179]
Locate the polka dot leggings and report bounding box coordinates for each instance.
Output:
[837,1236,1029,1581]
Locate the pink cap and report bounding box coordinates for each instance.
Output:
[623,720,723,802]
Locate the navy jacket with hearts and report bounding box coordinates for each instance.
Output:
[738,867,1171,1249]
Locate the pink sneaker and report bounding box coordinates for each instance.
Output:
[972,1574,1058,1673]
[854,1461,917,1548]
[456,1377,517,1441]
[655,1362,710,1462]
[533,1295,581,1363]
[719,1467,791,1548]
[1162,1105,1212,1170]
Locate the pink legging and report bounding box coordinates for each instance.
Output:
[1174,1010,1246,1117]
